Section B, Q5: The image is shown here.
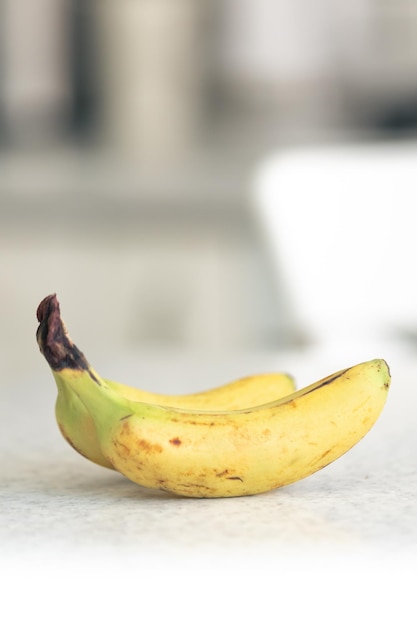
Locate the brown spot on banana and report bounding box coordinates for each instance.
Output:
[115,440,131,455]
[216,469,231,478]
[302,370,348,397]
[116,420,163,454]
[169,418,217,426]
[120,414,134,421]
[215,469,243,481]
[169,437,182,446]
[317,448,332,461]
[135,439,163,454]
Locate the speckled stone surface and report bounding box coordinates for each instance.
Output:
[1,345,416,622]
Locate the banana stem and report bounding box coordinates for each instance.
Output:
[37,294,137,444]
[36,293,94,376]
[37,293,109,390]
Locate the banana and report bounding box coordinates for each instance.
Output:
[55,370,296,470]
[105,373,296,411]
[37,294,391,498]
[39,295,296,470]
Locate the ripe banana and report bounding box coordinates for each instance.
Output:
[37,294,391,498]
[105,373,296,410]
[39,295,296,470]
[56,366,296,469]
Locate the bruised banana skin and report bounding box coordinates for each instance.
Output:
[37,294,391,498]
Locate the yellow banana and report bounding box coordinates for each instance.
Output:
[105,372,296,410]
[37,294,391,498]
[55,371,296,470]
[40,295,295,470]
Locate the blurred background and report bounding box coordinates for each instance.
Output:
[2,0,417,385]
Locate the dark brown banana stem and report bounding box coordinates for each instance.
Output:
[36,294,89,372]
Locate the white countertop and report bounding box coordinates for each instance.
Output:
[1,343,416,623]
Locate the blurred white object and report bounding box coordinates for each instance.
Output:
[252,142,417,350]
